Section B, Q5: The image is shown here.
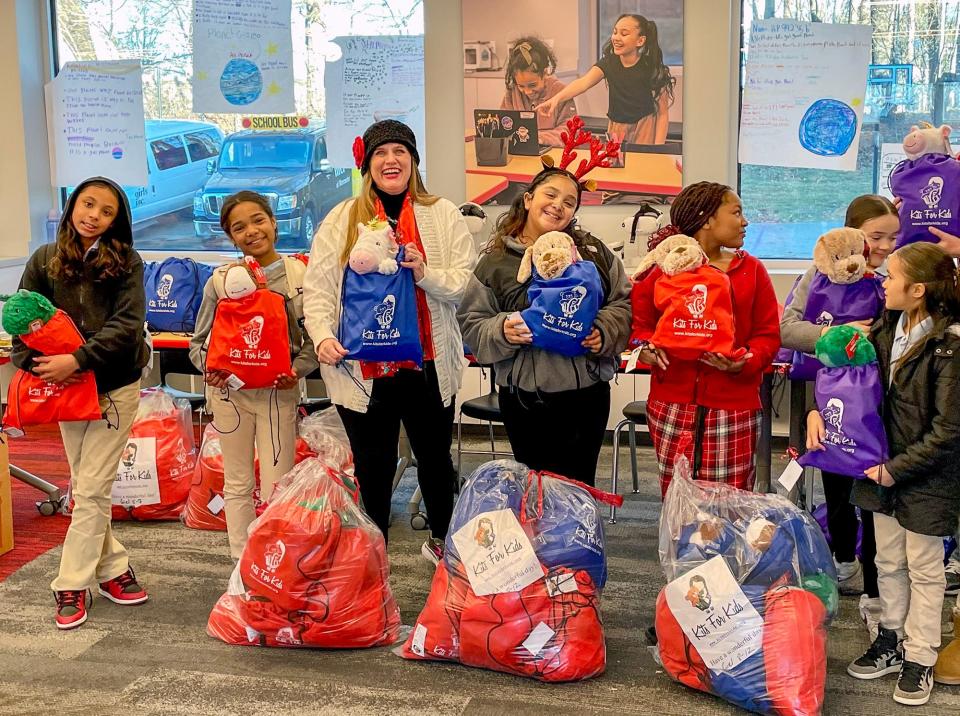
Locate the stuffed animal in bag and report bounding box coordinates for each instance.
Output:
[632,234,740,361]
[785,228,885,380]
[890,122,960,246]
[347,220,399,275]
[799,325,888,478]
[1,289,56,336]
[517,232,603,357]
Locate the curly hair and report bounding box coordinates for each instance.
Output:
[504,36,557,90]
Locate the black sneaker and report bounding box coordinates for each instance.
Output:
[894,660,934,706]
[847,626,903,679]
[946,564,960,597]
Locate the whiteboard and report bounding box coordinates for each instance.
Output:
[192,0,295,114]
[45,60,148,187]
[739,20,872,171]
[324,35,425,170]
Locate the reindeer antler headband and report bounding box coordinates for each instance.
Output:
[538,116,620,192]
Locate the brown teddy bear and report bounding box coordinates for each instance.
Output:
[811,227,868,285]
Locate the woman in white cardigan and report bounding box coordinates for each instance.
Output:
[302,120,476,563]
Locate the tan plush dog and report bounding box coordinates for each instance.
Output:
[812,227,868,285]
[517,231,580,282]
[632,233,706,278]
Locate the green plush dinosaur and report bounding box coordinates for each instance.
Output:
[814,324,876,367]
[0,289,57,336]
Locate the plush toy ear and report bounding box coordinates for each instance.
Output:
[942,125,952,140]
[517,247,534,282]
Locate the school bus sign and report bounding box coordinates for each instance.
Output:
[241,116,310,130]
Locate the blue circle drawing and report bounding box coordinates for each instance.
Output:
[220,59,262,106]
[111,146,123,159]
[798,99,858,157]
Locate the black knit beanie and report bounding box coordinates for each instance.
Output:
[359,120,420,174]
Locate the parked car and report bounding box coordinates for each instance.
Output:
[193,122,352,249]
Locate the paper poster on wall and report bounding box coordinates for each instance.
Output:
[112,437,161,508]
[462,0,683,206]
[324,35,425,170]
[192,0,294,114]
[879,142,908,199]
[45,60,148,187]
[739,20,872,171]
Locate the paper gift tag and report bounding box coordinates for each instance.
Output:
[521,622,555,656]
[112,437,161,507]
[451,508,543,596]
[206,494,225,515]
[777,459,803,491]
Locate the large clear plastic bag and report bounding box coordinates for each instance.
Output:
[655,441,836,716]
[297,408,354,474]
[207,457,400,649]
[111,387,197,521]
[398,459,621,682]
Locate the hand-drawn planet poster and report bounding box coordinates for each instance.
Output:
[739,20,872,171]
[193,0,294,114]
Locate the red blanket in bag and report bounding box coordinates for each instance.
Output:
[762,588,827,716]
[205,290,291,389]
[655,588,711,692]
[651,267,737,360]
[400,558,470,662]
[113,412,197,521]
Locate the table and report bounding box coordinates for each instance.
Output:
[464,142,683,204]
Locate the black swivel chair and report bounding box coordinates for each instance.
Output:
[455,365,512,476]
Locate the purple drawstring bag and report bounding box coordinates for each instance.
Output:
[889,153,960,247]
[789,273,884,381]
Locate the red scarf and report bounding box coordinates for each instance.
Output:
[358,196,435,379]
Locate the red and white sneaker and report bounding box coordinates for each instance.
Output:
[98,568,148,605]
[54,589,90,630]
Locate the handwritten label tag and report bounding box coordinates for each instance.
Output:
[664,556,763,672]
[451,509,543,596]
[112,437,160,507]
[777,459,804,491]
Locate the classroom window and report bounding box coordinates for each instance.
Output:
[739,1,960,260]
[50,0,423,253]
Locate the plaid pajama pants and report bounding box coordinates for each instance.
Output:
[647,399,761,498]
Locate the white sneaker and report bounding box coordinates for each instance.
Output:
[859,594,882,642]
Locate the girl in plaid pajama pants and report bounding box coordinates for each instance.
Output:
[629,182,780,497]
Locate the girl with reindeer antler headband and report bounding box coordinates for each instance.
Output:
[458,117,631,488]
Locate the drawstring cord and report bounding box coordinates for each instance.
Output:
[268,386,281,467]
[103,392,120,430]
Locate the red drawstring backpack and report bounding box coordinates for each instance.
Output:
[3,303,100,433]
[652,266,737,360]
[204,258,292,389]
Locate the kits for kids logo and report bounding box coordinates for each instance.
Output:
[823,398,845,432]
[558,286,587,318]
[264,540,286,572]
[921,176,945,209]
[240,316,264,349]
[815,310,834,326]
[685,575,712,612]
[374,295,397,330]
[685,284,708,319]
[156,274,174,300]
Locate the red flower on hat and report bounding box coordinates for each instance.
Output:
[352,136,365,169]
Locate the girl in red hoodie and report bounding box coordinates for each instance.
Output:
[630,182,780,496]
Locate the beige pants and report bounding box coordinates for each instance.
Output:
[52,381,141,591]
[875,511,947,666]
[210,387,298,559]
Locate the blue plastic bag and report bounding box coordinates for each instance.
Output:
[338,246,423,365]
[144,257,214,332]
[521,260,602,357]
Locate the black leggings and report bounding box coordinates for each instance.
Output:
[337,362,456,543]
[822,470,879,598]
[498,381,610,487]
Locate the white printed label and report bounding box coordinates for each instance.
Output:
[111,437,161,507]
[777,459,804,491]
[451,508,543,596]
[226,373,245,390]
[206,494,225,515]
[546,572,579,596]
[664,555,764,672]
[411,623,427,657]
[521,622,555,656]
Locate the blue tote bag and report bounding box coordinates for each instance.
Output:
[521,260,603,357]
[337,246,423,364]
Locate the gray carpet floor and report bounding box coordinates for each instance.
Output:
[1,437,959,715]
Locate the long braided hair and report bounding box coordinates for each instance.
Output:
[648,181,732,250]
